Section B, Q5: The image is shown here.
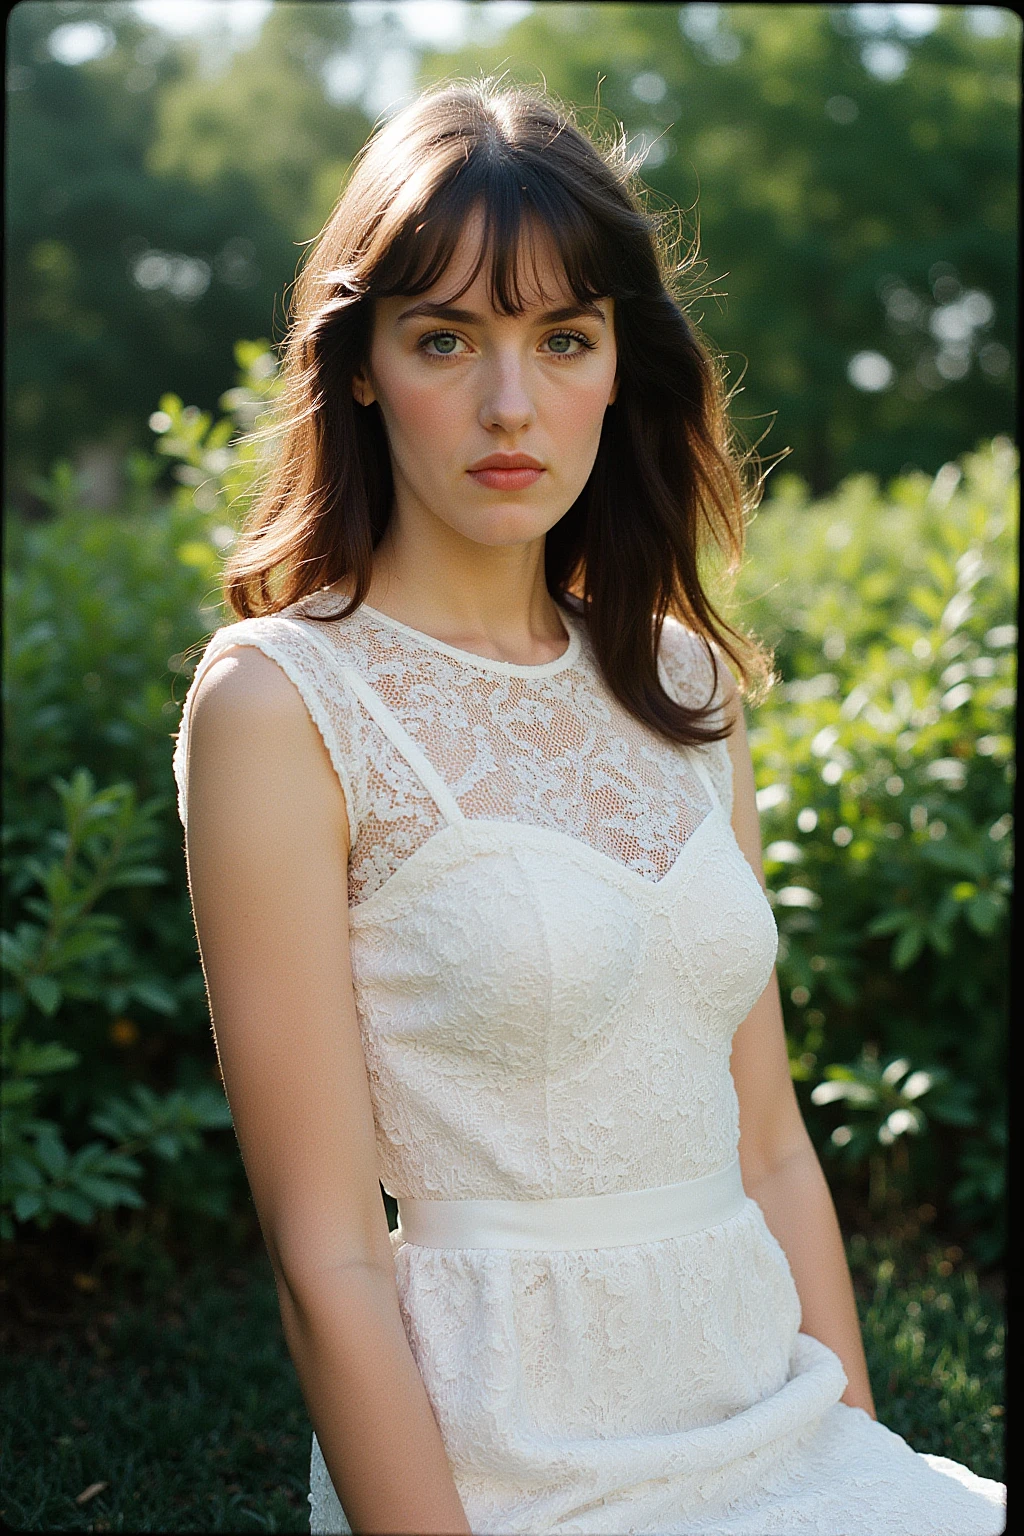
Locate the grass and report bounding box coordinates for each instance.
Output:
[848,1231,1005,1480]
[0,1225,1004,1532]
[1,1239,311,1534]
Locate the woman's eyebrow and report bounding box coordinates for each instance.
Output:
[396,300,606,325]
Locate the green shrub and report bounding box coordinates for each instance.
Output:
[0,358,273,1245]
[736,438,1015,1261]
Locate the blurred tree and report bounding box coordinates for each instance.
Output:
[145,1,368,241]
[4,0,364,506]
[420,2,1018,491]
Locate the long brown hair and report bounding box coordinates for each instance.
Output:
[223,78,773,745]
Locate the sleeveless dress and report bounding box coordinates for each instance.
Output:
[172,589,1005,1536]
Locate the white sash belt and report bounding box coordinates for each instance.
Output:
[394,1157,747,1250]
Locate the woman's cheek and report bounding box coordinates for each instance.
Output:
[413,373,470,436]
[555,377,615,456]
[380,376,458,458]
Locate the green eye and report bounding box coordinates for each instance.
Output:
[545,330,594,356]
[425,333,459,355]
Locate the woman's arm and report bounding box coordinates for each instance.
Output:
[185,645,473,1534]
[722,694,877,1419]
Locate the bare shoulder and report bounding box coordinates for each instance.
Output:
[187,642,350,849]
[191,642,310,718]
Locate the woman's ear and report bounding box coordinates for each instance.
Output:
[608,373,619,406]
[351,370,376,407]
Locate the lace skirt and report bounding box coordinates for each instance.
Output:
[307,1197,1005,1534]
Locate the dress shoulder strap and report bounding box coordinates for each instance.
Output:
[278,618,464,827]
[686,749,722,812]
[656,618,735,820]
[339,666,465,826]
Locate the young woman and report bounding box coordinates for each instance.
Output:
[173,82,1005,1536]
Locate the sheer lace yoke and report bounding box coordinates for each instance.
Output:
[172,591,735,910]
[232,592,729,908]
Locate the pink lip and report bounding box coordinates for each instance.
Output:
[468,466,545,490]
[467,454,545,491]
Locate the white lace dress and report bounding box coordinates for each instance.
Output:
[172,590,1005,1535]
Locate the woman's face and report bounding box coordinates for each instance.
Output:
[354,210,619,550]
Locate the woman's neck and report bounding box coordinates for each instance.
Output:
[356,521,570,667]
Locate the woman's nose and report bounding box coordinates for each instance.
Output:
[478,354,536,435]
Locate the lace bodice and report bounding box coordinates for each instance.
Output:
[173,592,769,1202]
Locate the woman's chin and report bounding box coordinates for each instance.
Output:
[448,504,567,549]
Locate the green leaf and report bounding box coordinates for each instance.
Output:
[33,1127,70,1178]
[151,1131,185,1160]
[93,1152,144,1178]
[46,1188,94,1222]
[23,976,62,1016]
[1,1080,38,1107]
[183,1088,233,1129]
[4,1154,45,1190]
[0,930,30,972]
[128,977,178,1015]
[823,972,860,1006]
[908,586,944,622]
[107,866,169,889]
[967,891,1005,935]
[930,1100,980,1129]
[88,1103,148,1141]
[15,1040,80,1076]
[920,842,986,877]
[74,1175,144,1208]
[69,1140,119,1171]
[866,909,910,937]
[927,921,955,956]
[892,924,926,970]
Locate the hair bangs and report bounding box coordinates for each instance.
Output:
[369,150,618,318]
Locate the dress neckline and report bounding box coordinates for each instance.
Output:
[353,599,582,678]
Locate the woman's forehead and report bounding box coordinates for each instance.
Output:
[395,217,592,316]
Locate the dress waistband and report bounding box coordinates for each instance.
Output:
[394,1157,747,1251]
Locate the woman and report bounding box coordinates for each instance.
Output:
[173,82,1005,1535]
